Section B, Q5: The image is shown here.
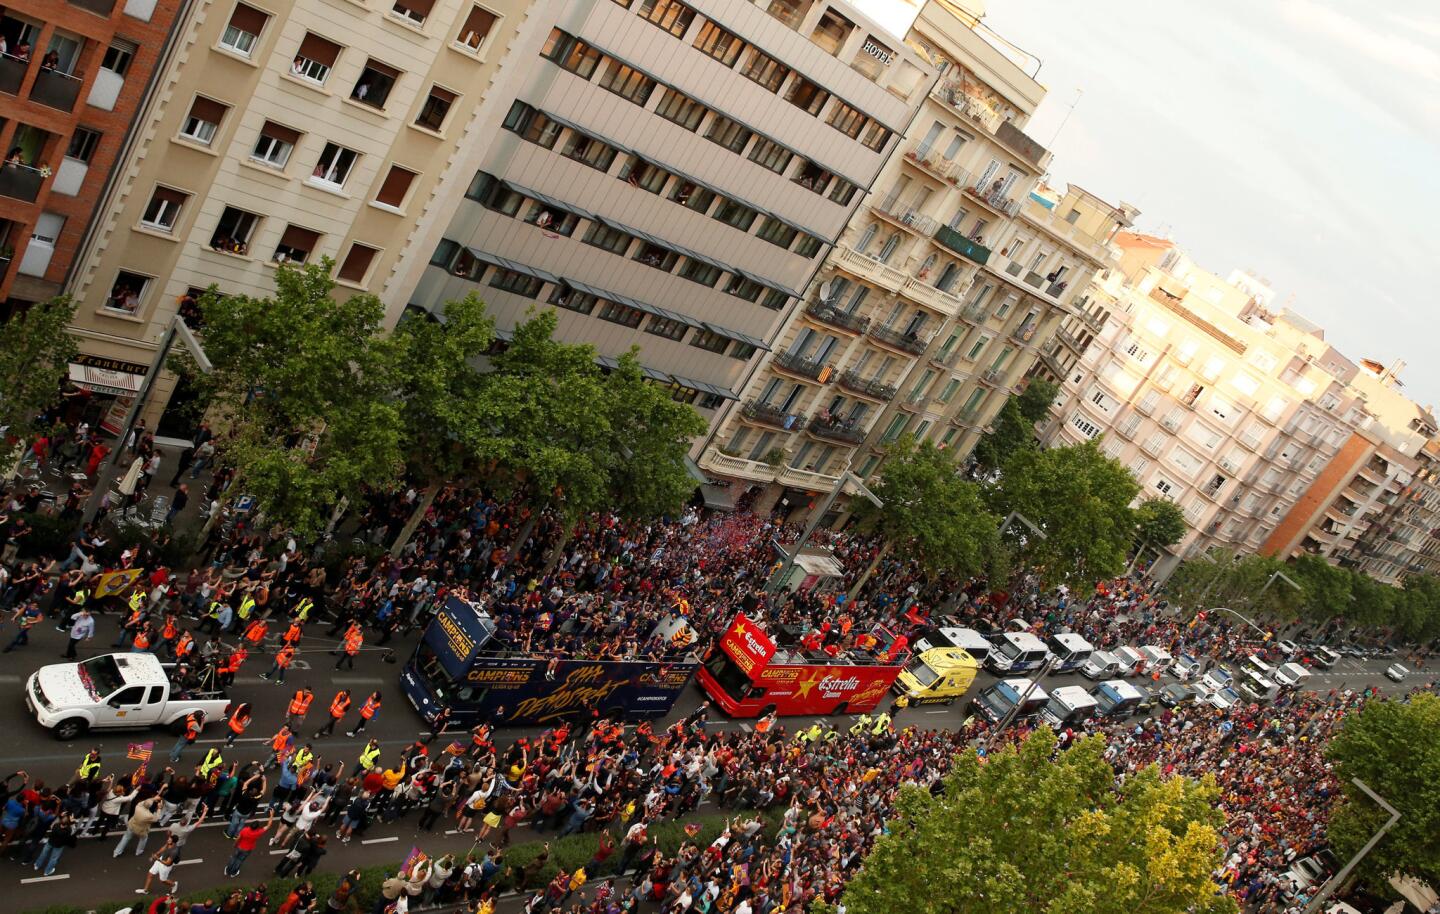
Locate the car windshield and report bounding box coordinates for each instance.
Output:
[906,659,941,687]
[1219,687,1241,704]
[77,655,125,700]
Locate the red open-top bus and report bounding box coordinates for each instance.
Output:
[696,614,909,717]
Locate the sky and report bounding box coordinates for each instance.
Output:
[857,0,1440,409]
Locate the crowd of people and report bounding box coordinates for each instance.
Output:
[0,440,1435,914]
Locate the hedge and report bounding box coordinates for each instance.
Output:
[19,807,785,914]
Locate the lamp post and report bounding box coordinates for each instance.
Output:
[1301,778,1399,914]
[998,511,1046,541]
[981,655,1057,753]
[767,469,882,595]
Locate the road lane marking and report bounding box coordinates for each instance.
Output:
[0,675,21,684]
[926,710,948,714]
[20,874,69,883]
[362,836,399,845]
[738,723,752,732]
[332,677,384,685]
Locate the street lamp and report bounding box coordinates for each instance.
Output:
[767,469,882,595]
[1301,778,1399,914]
[1207,606,1270,640]
[998,511,1047,541]
[79,315,212,528]
[981,655,1058,753]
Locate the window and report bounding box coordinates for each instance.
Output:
[525,203,578,236]
[351,59,401,109]
[693,20,742,66]
[860,121,890,152]
[938,378,961,403]
[794,160,833,194]
[220,3,268,57]
[826,101,866,139]
[599,61,656,106]
[178,97,226,146]
[337,243,379,283]
[655,88,706,130]
[210,206,260,254]
[251,120,300,168]
[748,137,792,174]
[598,300,643,328]
[582,222,632,255]
[312,142,358,187]
[633,241,678,272]
[489,268,543,298]
[415,85,457,131]
[740,48,788,92]
[690,329,729,354]
[757,217,798,249]
[273,225,320,264]
[292,33,341,85]
[101,41,136,77]
[671,180,714,214]
[827,178,858,205]
[456,6,498,53]
[549,283,598,315]
[141,186,188,232]
[638,0,693,37]
[480,181,524,216]
[645,315,688,341]
[620,156,670,194]
[65,127,101,163]
[1154,477,1174,496]
[1064,208,1081,225]
[1070,415,1100,439]
[376,164,417,207]
[541,29,600,79]
[430,238,462,271]
[786,76,829,116]
[725,275,762,302]
[761,288,788,310]
[712,198,757,231]
[678,258,721,287]
[391,0,434,25]
[795,234,823,258]
[964,334,990,361]
[705,114,752,153]
[503,102,562,149]
[104,271,151,315]
[730,343,757,361]
[561,133,617,172]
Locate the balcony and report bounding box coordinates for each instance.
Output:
[873,195,939,236]
[763,0,812,30]
[772,350,834,383]
[902,276,966,315]
[933,225,991,265]
[834,244,906,292]
[978,366,1007,387]
[700,450,778,484]
[1020,200,1113,266]
[901,144,952,183]
[809,415,866,445]
[804,301,869,335]
[740,399,806,431]
[0,54,27,94]
[68,0,117,14]
[868,323,928,356]
[1011,322,1040,346]
[779,464,840,491]
[0,163,45,203]
[932,80,1004,133]
[1115,421,1140,441]
[962,181,1020,218]
[984,252,1072,306]
[838,370,897,401]
[30,68,83,112]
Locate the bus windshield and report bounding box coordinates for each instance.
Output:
[704,653,755,700]
[906,659,941,687]
[413,643,487,705]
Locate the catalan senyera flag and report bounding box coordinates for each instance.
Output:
[127,740,154,775]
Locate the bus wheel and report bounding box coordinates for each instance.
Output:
[832,702,848,717]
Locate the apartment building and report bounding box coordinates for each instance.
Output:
[1,0,183,315]
[393,0,933,439]
[1351,438,1440,583]
[61,0,524,434]
[692,0,1128,518]
[1044,232,1440,581]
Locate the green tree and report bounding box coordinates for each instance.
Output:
[850,436,1002,594]
[1396,575,1440,642]
[830,727,1236,914]
[970,378,1058,474]
[1326,691,1440,889]
[0,296,78,438]
[386,294,495,552]
[1288,553,1355,622]
[188,261,404,535]
[1163,551,1302,619]
[1134,496,1188,549]
[984,438,1141,587]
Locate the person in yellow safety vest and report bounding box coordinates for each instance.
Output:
[292,744,315,774]
[293,597,314,623]
[353,739,382,778]
[870,711,891,736]
[237,592,256,622]
[128,590,146,614]
[76,748,102,782]
[199,747,225,779]
[849,713,873,736]
[821,724,840,743]
[797,723,823,744]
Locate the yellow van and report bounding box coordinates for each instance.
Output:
[893,647,980,705]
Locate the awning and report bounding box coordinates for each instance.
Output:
[701,322,770,352]
[595,354,670,382]
[669,374,737,400]
[504,179,599,223]
[463,246,560,285]
[683,454,707,484]
[69,361,145,397]
[700,483,739,511]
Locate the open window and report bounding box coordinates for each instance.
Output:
[273,224,320,264]
[292,33,341,85]
[351,58,400,109]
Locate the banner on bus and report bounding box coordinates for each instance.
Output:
[719,614,775,675]
[424,597,496,679]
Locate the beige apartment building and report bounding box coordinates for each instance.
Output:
[63,0,523,434]
[693,0,1131,518]
[390,0,935,430]
[1044,232,1440,582]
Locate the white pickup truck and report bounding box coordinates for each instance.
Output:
[25,652,231,741]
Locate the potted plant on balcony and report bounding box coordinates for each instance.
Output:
[762,448,787,468]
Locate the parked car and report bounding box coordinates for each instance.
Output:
[1170,653,1203,682]
[1275,639,1298,656]
[1158,683,1198,708]
[1205,686,1243,712]
[1385,663,1410,682]
[1199,667,1234,696]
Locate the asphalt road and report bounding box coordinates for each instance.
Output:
[0,612,1428,911]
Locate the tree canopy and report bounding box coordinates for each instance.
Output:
[0,296,78,438]
[852,435,1002,585]
[1326,691,1440,890]
[1134,496,1188,549]
[984,438,1142,587]
[830,726,1236,914]
[970,378,1057,474]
